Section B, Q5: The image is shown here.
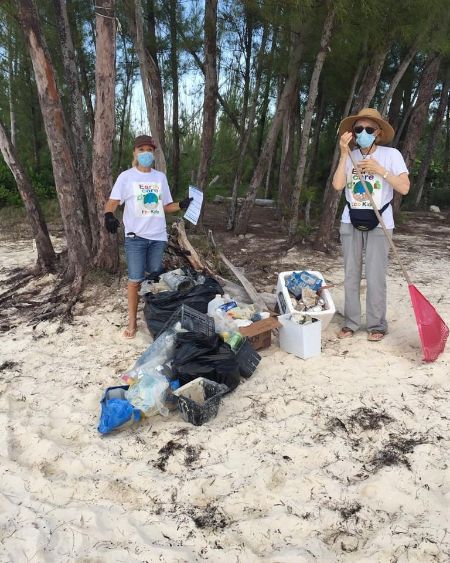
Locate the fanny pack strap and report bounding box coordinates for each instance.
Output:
[346,200,392,214]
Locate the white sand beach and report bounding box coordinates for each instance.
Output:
[1,217,449,562]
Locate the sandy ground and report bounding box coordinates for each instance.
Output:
[1,215,449,563]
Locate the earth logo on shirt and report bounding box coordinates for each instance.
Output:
[143,191,160,210]
[352,174,382,203]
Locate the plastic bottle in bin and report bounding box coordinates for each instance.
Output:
[285,271,322,297]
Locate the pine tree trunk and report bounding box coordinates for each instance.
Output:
[414,73,449,207]
[234,33,304,235]
[117,34,134,172]
[53,0,98,249]
[388,80,404,133]
[7,31,17,148]
[144,0,166,157]
[77,46,95,136]
[288,2,335,238]
[393,52,442,214]
[444,98,450,179]
[277,97,296,221]
[132,0,166,172]
[0,121,56,272]
[92,0,119,272]
[379,44,417,116]
[227,24,268,230]
[16,0,91,281]
[314,49,387,252]
[196,0,218,198]
[169,0,180,197]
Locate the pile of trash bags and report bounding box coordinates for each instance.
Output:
[98,269,261,434]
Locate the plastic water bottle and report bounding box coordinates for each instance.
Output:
[208,294,226,315]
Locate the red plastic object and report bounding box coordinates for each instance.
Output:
[409,285,449,362]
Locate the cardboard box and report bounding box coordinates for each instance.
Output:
[278,314,321,359]
[239,316,281,350]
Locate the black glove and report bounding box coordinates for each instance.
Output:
[104,212,120,234]
[179,196,193,210]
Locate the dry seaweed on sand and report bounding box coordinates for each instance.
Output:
[364,434,426,473]
[189,503,230,530]
[153,440,183,472]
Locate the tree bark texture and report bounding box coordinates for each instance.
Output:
[379,43,417,117]
[196,0,218,198]
[117,34,135,172]
[7,30,17,148]
[92,0,119,272]
[53,0,98,247]
[0,121,56,272]
[276,97,296,221]
[393,52,442,214]
[414,73,449,207]
[169,0,180,196]
[288,2,335,238]
[132,0,166,172]
[234,32,304,235]
[227,24,268,230]
[16,0,91,280]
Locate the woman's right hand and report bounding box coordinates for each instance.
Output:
[339,132,353,154]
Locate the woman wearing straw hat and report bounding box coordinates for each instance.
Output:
[332,108,410,341]
[104,135,193,339]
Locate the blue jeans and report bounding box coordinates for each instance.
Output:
[124,236,166,282]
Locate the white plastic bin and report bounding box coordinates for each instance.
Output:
[278,315,321,359]
[276,270,335,330]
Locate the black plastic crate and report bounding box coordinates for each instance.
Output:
[160,304,215,336]
[176,378,229,426]
[235,339,261,378]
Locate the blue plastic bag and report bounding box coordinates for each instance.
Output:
[98,385,142,434]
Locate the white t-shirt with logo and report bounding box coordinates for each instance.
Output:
[341,146,408,229]
[110,167,173,241]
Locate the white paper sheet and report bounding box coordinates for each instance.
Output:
[183,185,203,225]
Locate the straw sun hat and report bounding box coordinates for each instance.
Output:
[338,108,395,145]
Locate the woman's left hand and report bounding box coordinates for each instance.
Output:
[357,157,386,177]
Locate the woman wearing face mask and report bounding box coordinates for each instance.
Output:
[332,108,410,342]
[104,135,193,339]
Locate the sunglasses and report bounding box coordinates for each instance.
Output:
[354,126,377,135]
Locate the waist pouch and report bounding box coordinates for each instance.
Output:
[347,200,392,231]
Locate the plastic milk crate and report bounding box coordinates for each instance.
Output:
[276,270,335,330]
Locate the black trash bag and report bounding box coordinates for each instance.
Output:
[172,332,241,391]
[144,276,223,337]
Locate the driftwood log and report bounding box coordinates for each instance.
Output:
[213,195,275,208]
[166,220,271,311]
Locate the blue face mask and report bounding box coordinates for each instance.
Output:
[355,130,376,149]
[137,152,154,167]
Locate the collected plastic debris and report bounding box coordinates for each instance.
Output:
[285,271,323,297]
[133,323,183,370]
[144,276,223,337]
[172,332,241,390]
[98,386,142,434]
[276,270,336,329]
[160,269,195,292]
[124,371,169,416]
[160,304,215,337]
[172,377,229,426]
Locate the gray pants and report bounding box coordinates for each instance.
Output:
[339,222,392,333]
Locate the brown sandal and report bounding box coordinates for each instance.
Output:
[368,330,385,342]
[337,327,354,339]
